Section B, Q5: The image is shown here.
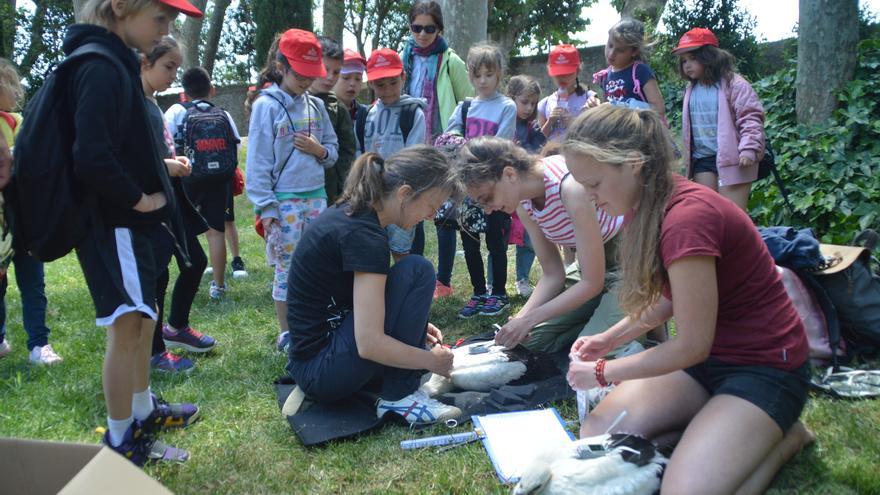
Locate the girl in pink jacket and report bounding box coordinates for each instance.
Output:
[675,28,765,211]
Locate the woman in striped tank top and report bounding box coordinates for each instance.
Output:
[455,136,626,353]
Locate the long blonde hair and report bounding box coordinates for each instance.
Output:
[563,105,674,318]
[0,58,23,110]
[81,0,176,28]
[339,145,461,216]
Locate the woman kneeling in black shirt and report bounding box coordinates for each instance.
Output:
[286,145,461,424]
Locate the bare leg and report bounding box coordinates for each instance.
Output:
[132,316,154,393]
[734,421,815,495]
[206,228,226,287]
[719,182,752,212]
[275,300,288,332]
[580,370,709,439]
[225,221,240,258]
[693,171,718,191]
[661,394,785,495]
[104,312,143,420]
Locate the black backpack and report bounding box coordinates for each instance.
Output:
[6,42,130,262]
[177,100,239,182]
[355,101,419,154]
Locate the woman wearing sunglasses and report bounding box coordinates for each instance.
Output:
[401,1,473,298]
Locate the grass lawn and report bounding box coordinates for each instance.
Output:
[1,152,878,494]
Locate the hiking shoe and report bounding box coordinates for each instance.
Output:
[433,281,454,300]
[516,279,533,298]
[276,331,291,354]
[29,344,63,365]
[141,395,201,433]
[458,295,486,319]
[150,351,195,373]
[0,340,10,359]
[479,295,510,316]
[376,389,462,425]
[209,281,226,300]
[103,421,189,466]
[231,256,248,279]
[163,325,216,353]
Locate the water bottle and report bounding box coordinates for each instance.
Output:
[555,88,569,132]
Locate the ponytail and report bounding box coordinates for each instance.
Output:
[339,152,387,214]
[245,33,284,120]
[574,76,587,96]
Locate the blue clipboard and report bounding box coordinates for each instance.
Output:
[472,408,575,484]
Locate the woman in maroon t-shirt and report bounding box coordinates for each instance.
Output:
[562,105,813,494]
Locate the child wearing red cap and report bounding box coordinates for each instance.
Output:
[246,28,339,353]
[49,0,204,465]
[674,27,766,211]
[593,18,666,120]
[357,47,428,261]
[537,44,599,142]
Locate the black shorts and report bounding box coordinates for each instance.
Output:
[76,225,159,326]
[684,357,810,432]
[691,155,718,176]
[183,178,231,232]
[225,184,235,222]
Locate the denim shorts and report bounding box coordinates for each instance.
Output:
[684,357,810,432]
[691,155,718,176]
[386,224,416,255]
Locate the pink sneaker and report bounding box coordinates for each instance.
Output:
[433,281,454,300]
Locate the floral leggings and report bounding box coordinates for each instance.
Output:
[271,198,326,301]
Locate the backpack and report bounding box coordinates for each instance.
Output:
[6,42,131,262]
[177,100,239,182]
[355,101,419,154]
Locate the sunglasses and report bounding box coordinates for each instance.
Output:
[411,23,438,34]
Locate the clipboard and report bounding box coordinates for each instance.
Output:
[472,408,575,484]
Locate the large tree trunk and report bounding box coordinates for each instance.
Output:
[0,0,15,59]
[323,0,344,43]
[796,0,858,124]
[253,0,313,68]
[440,0,488,56]
[203,0,231,76]
[72,0,87,21]
[180,0,208,69]
[615,0,667,28]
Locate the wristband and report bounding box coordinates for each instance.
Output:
[595,358,608,387]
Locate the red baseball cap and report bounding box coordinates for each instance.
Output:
[156,0,203,18]
[279,29,327,79]
[547,44,580,77]
[341,49,367,75]
[366,48,404,81]
[673,28,719,54]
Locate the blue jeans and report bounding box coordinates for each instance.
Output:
[435,223,457,286]
[411,221,425,256]
[287,256,435,402]
[0,253,50,350]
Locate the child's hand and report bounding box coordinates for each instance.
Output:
[566,360,600,391]
[585,95,601,108]
[429,345,455,378]
[261,217,279,232]
[294,134,327,159]
[164,158,192,177]
[133,191,167,213]
[426,323,444,346]
[739,156,756,168]
[549,106,567,123]
[570,333,613,361]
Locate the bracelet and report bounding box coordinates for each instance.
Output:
[595,358,608,387]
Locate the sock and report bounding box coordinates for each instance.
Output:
[107,416,133,447]
[131,387,155,421]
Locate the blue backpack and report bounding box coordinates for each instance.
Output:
[177,100,239,182]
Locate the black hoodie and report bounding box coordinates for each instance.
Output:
[62,24,174,228]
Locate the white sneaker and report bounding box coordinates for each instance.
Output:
[0,340,11,359]
[516,279,533,297]
[29,344,63,365]
[203,266,214,276]
[209,281,226,300]
[230,257,248,279]
[376,389,462,425]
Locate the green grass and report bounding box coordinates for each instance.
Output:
[1,155,878,493]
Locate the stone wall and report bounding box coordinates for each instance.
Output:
[156,83,251,134]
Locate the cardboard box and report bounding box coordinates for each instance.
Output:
[0,437,173,494]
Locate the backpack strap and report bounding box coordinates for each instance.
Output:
[356,103,372,155]
[458,98,472,137]
[261,91,300,189]
[631,61,644,101]
[399,102,418,144]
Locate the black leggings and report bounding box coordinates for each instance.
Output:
[151,225,209,355]
[460,211,509,296]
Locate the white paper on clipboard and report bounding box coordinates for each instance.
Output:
[472,408,575,484]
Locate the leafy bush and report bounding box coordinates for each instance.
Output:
[750,39,880,243]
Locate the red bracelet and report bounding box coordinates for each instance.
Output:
[595,358,608,387]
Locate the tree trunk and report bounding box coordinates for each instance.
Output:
[323,0,344,43]
[18,0,46,77]
[616,0,668,29]
[796,0,858,124]
[441,0,488,56]
[180,0,208,69]
[203,0,231,75]
[0,0,15,59]
[72,0,87,21]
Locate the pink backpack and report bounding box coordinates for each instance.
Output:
[776,265,845,366]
